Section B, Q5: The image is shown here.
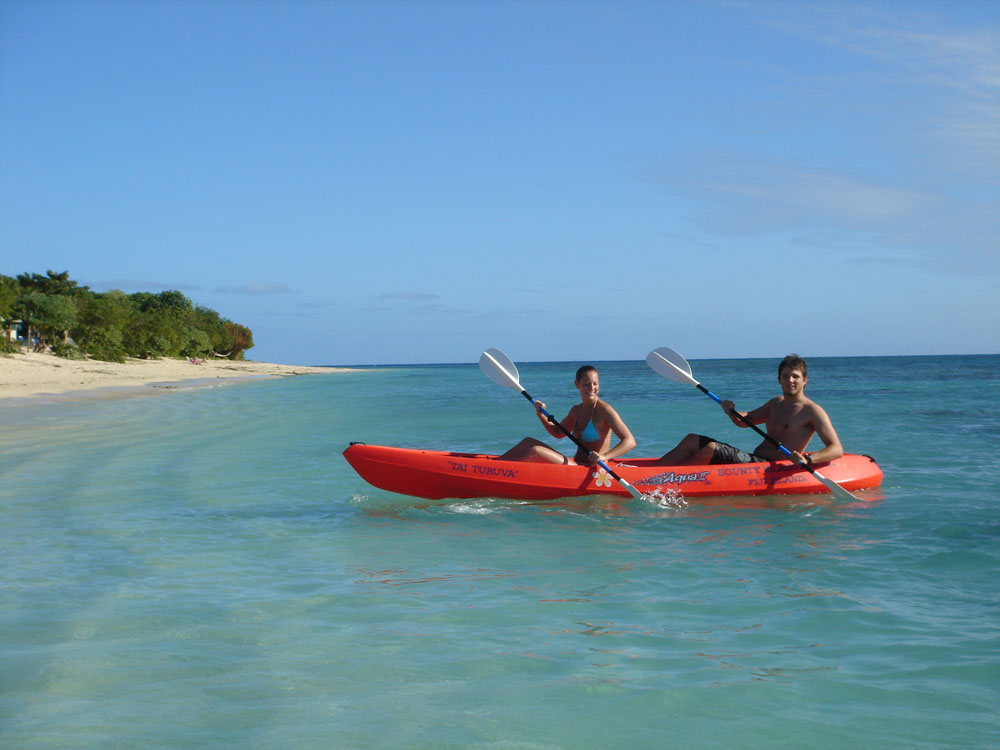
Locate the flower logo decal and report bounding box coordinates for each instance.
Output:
[592,467,613,488]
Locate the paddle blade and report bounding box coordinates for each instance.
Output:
[479,348,521,390]
[813,470,861,501]
[646,347,698,386]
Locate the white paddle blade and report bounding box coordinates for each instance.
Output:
[646,347,698,386]
[814,470,861,501]
[619,477,646,501]
[479,348,522,390]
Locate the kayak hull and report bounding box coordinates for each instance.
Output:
[343,443,883,501]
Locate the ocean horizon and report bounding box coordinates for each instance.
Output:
[2,353,998,748]
[319,351,999,369]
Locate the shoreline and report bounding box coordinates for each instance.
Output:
[0,351,355,403]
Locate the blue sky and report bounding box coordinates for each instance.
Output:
[2,0,997,365]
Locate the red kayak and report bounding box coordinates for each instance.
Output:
[343,443,883,501]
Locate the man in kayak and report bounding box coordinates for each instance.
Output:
[499,365,636,465]
[655,354,844,467]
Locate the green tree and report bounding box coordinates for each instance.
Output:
[181,327,211,358]
[16,292,78,348]
[192,305,228,355]
[155,290,193,315]
[2,271,255,361]
[223,320,253,360]
[0,275,16,320]
[123,309,178,358]
[17,270,88,297]
[123,290,195,358]
[75,291,132,362]
[0,275,18,352]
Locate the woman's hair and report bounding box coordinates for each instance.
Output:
[575,365,598,381]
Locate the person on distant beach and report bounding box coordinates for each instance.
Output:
[655,354,843,467]
[499,365,636,465]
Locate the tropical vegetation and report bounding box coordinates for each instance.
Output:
[0,270,254,362]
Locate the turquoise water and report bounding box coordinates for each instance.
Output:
[2,355,998,748]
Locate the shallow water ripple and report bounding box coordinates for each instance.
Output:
[2,357,998,748]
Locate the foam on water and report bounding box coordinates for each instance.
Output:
[640,486,690,510]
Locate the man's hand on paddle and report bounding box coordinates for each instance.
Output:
[721,399,745,425]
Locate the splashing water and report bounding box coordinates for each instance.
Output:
[641,486,689,509]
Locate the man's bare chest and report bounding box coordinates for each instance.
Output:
[768,402,812,433]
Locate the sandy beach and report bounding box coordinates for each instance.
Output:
[0,351,347,402]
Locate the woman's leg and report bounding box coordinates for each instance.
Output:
[498,437,570,464]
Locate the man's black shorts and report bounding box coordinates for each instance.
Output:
[696,435,767,465]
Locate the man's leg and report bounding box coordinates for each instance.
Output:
[657,434,716,465]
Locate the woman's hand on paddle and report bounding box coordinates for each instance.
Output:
[586,449,604,465]
[533,400,556,429]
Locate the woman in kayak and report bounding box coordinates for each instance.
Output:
[498,365,636,465]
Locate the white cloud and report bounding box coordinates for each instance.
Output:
[214,282,291,295]
[378,291,440,301]
[761,2,1000,162]
[645,151,935,233]
[644,148,998,274]
[640,4,1000,273]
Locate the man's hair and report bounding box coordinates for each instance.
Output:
[575,365,598,381]
[779,354,808,378]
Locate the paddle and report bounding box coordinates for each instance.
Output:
[479,348,645,500]
[645,347,860,501]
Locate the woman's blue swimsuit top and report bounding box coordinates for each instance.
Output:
[580,418,600,443]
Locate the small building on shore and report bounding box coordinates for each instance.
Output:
[2,319,23,343]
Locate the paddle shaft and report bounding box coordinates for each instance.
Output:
[480,349,644,499]
[645,347,858,501]
[695,383,858,498]
[514,388,644,497]
[694,382,810,457]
